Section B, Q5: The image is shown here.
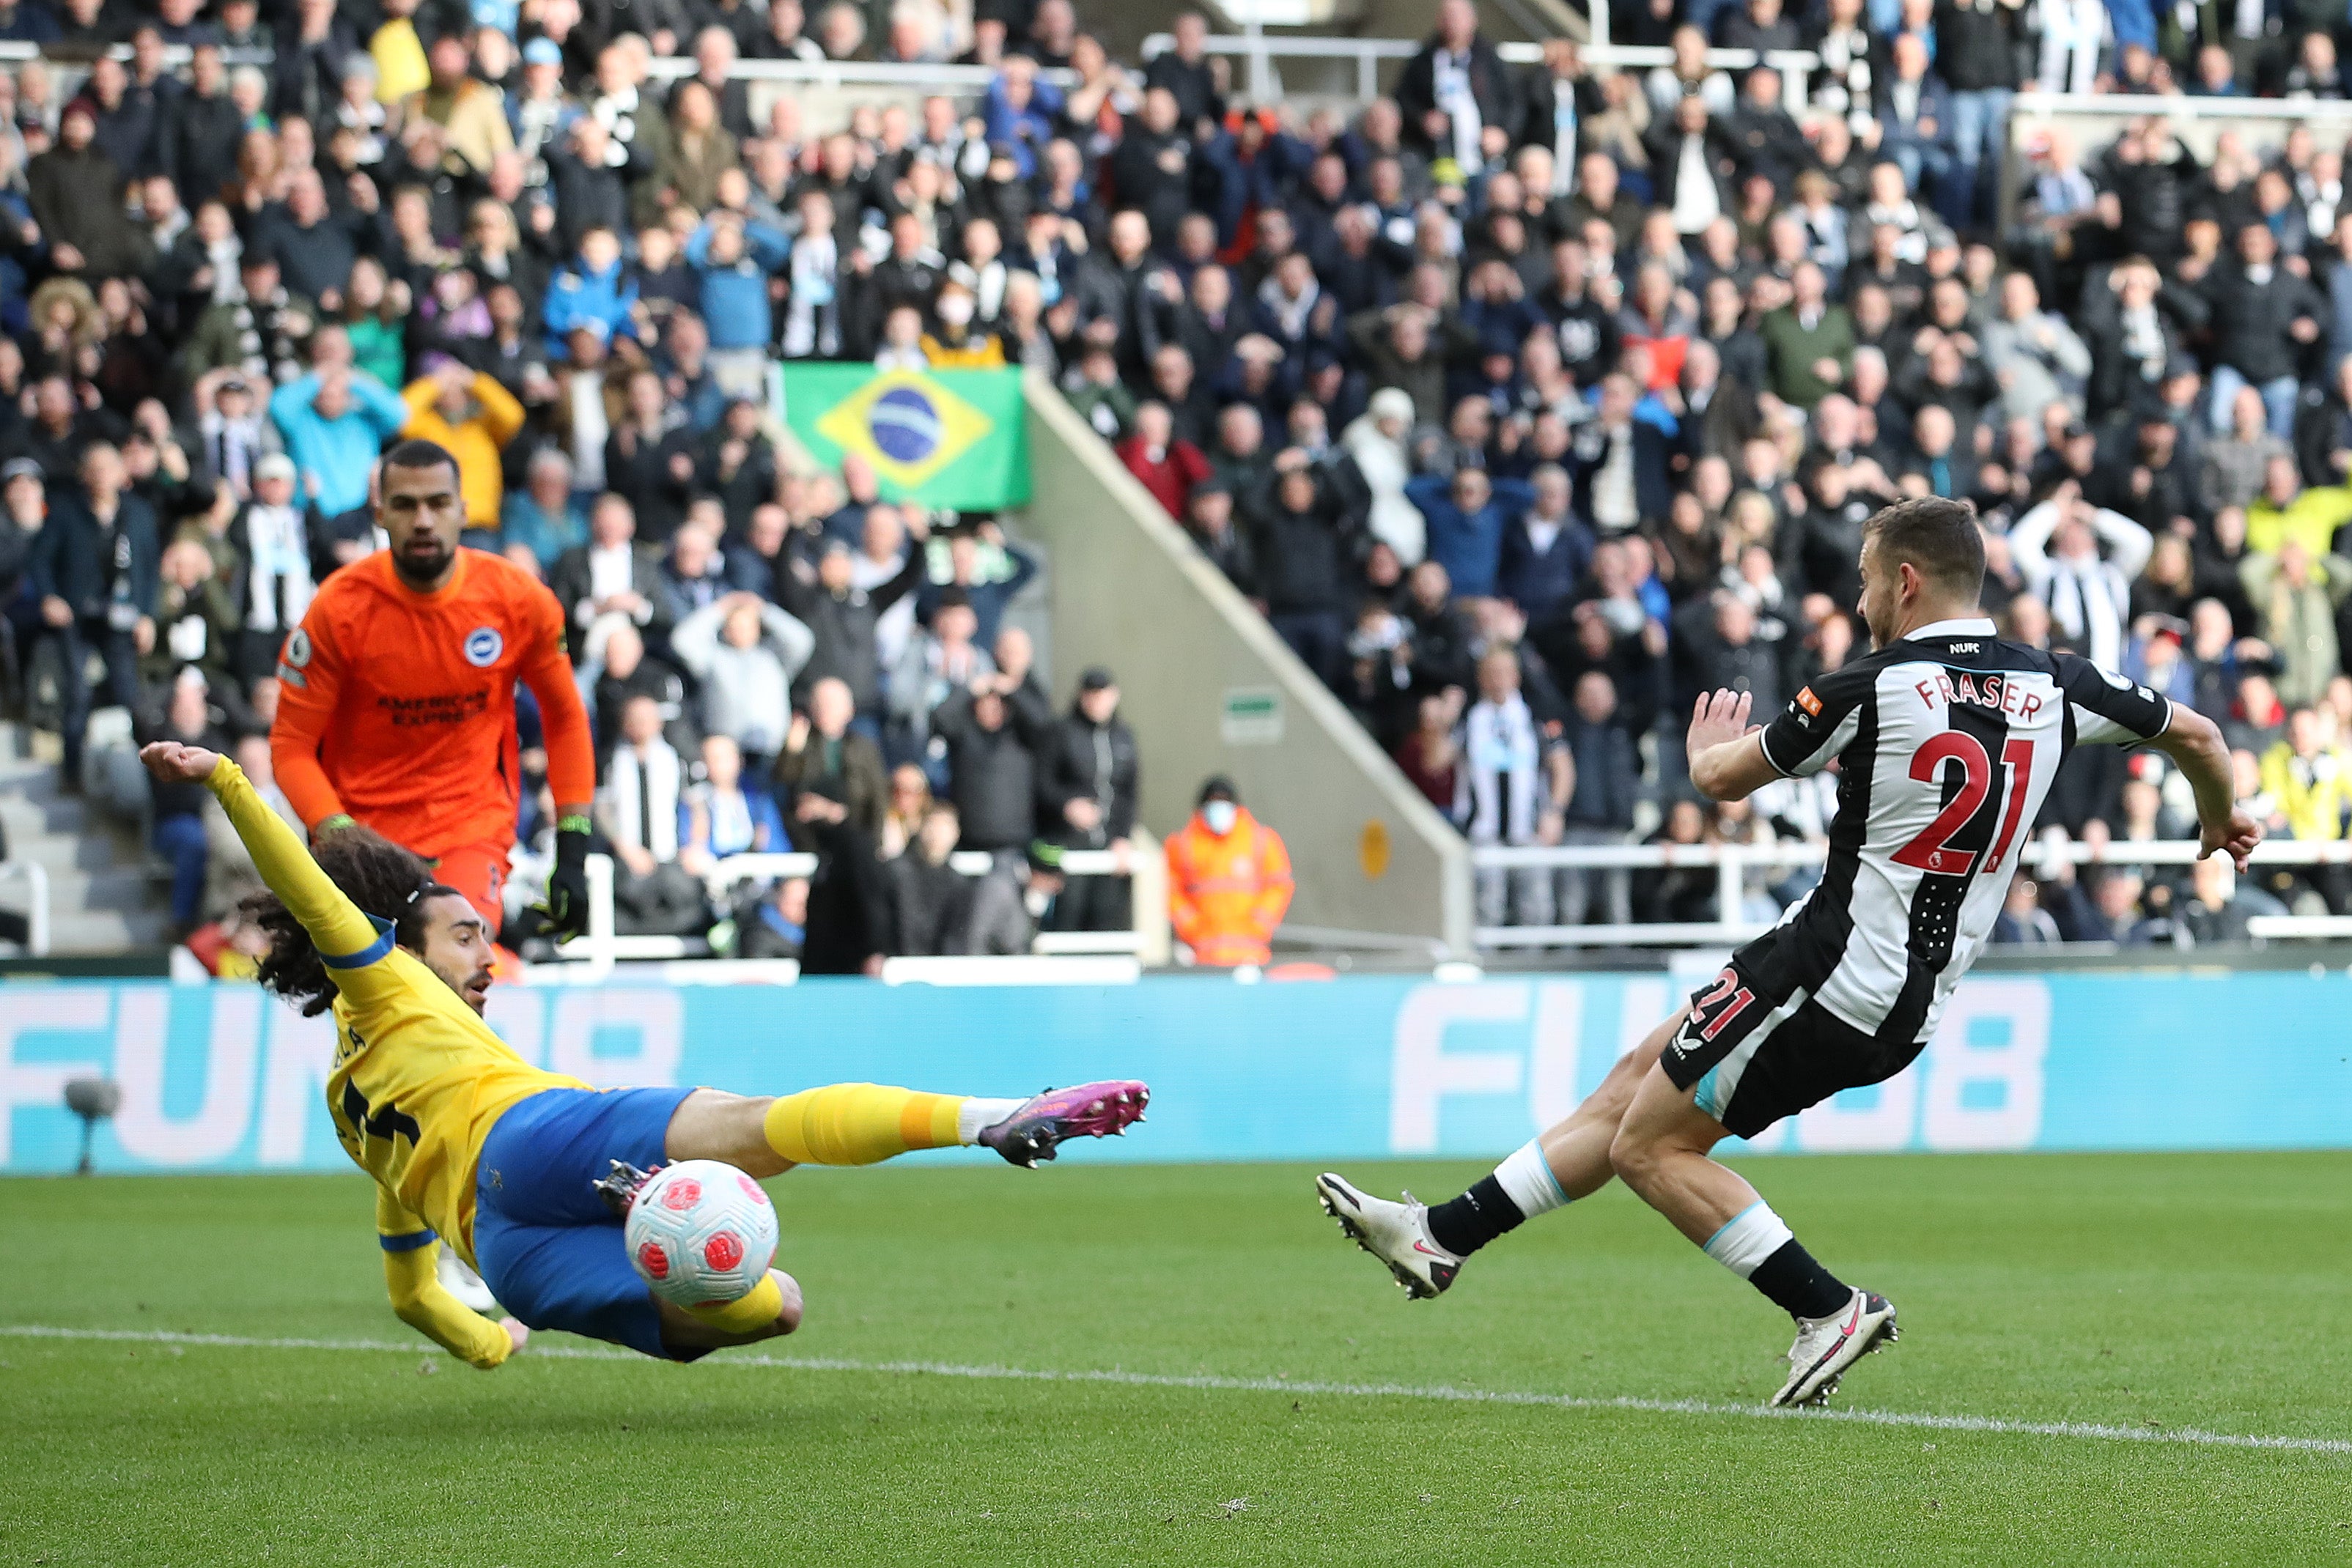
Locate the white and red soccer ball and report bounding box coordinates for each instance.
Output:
[623,1160,779,1309]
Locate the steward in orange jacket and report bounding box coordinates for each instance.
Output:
[1165,777,1294,966]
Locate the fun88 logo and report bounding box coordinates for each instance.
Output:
[463,626,504,667]
[867,385,945,466]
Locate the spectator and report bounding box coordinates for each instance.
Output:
[2242,540,2352,709]
[1933,0,2019,228]
[1247,451,1361,689]
[1982,272,2091,428]
[594,692,709,936]
[888,588,992,778]
[1459,646,1568,928]
[1875,35,1953,205]
[146,536,240,692]
[1494,464,1593,623]
[737,874,808,959]
[583,617,693,768]
[2179,854,2257,944]
[1555,669,1640,926]
[777,513,929,714]
[2204,386,2295,516]
[775,676,888,837]
[657,518,731,626]
[931,667,1050,855]
[677,733,788,877]
[1407,465,1512,601]
[885,802,977,956]
[792,777,891,975]
[29,443,157,785]
[2202,222,2329,439]
[2257,700,2352,907]
[684,212,791,398]
[668,591,815,774]
[2248,455,2352,559]
[270,367,408,517]
[1117,401,1210,519]
[235,455,314,680]
[1992,873,2065,944]
[503,450,591,569]
[1394,689,1464,809]
[1340,388,1423,564]
[552,493,666,645]
[2009,488,2155,671]
[1758,261,1855,409]
[1165,775,1293,967]
[399,358,528,537]
[1396,0,1519,170]
[1036,667,1138,931]
[136,667,232,936]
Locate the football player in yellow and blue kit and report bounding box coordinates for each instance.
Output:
[139,740,1150,1367]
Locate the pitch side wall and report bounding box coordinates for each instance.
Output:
[1,974,2344,1172]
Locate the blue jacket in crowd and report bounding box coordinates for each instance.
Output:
[1405,473,1512,599]
[269,371,408,517]
[542,255,638,358]
[685,220,793,352]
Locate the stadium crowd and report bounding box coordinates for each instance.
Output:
[0,0,2348,953]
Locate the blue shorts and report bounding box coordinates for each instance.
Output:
[473,1085,698,1361]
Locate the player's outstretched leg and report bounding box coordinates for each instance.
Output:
[663,1081,1149,1175]
[1316,1010,1684,1298]
[1608,1067,1895,1408]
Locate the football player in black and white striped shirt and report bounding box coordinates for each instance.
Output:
[1320,498,2260,1408]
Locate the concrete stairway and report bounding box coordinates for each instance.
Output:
[0,722,172,954]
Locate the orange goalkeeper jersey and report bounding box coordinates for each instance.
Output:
[272,549,594,858]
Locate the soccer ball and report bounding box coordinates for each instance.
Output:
[623,1160,779,1309]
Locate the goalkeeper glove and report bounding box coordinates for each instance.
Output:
[537,815,594,942]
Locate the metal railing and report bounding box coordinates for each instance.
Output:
[0,860,49,957]
[556,846,1137,975]
[1138,32,1818,108]
[9,34,2331,126]
[638,54,1074,90]
[1470,837,2352,950]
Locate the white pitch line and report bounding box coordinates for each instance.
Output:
[6,1323,2347,1457]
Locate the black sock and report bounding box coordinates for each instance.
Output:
[1746,1238,1851,1320]
[1423,1176,1527,1258]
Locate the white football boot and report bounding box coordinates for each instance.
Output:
[1314,1173,1463,1299]
[438,1248,501,1314]
[1771,1288,1898,1408]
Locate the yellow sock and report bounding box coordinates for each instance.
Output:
[761,1083,964,1166]
[680,1271,784,1331]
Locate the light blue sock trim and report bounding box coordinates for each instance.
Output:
[1702,1199,1766,1259]
[1530,1150,1568,1207]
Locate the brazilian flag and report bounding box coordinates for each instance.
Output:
[777,365,1031,509]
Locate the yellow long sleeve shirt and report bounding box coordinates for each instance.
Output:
[206,756,584,1365]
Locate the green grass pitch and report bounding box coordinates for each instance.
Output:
[4,1152,2348,1565]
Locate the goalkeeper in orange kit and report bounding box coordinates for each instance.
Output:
[270,439,597,942]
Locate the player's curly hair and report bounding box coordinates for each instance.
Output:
[243,827,458,1016]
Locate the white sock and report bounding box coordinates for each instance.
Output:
[1700,1200,1794,1279]
[1492,1138,1570,1219]
[955,1097,1026,1144]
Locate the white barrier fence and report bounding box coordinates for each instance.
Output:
[1470,837,2352,950]
[1140,32,1819,108]
[555,846,1138,977]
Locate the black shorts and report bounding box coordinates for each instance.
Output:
[1658,931,1928,1139]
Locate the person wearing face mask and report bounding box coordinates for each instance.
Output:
[921,279,1007,368]
[1163,776,1294,968]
